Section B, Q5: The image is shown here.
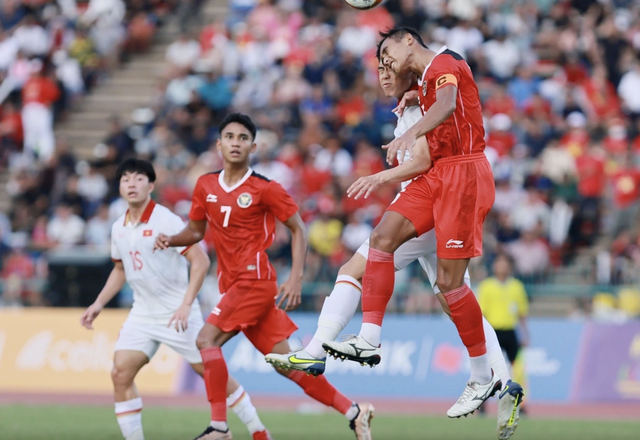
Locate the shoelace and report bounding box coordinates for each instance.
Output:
[456,382,479,404]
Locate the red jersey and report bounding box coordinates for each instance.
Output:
[612,169,640,209]
[22,77,60,106]
[189,169,299,293]
[419,48,485,162]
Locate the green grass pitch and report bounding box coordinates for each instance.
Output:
[0,405,639,440]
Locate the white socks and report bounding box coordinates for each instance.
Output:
[469,353,492,384]
[306,275,362,359]
[344,402,360,420]
[227,386,265,434]
[115,398,144,440]
[359,323,381,347]
[483,317,511,385]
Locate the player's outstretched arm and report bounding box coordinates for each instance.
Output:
[80,261,126,330]
[277,212,307,311]
[168,245,211,332]
[348,135,432,200]
[383,85,457,165]
[155,219,207,250]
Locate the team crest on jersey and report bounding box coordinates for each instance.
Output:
[237,193,252,208]
[422,80,428,96]
[143,230,153,237]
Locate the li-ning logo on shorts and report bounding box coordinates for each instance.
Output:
[237,193,252,208]
[446,239,464,249]
[211,307,221,316]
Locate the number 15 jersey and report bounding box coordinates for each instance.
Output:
[189,168,299,294]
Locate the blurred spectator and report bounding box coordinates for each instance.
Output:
[618,61,640,121]
[507,228,550,283]
[314,136,353,177]
[85,202,111,248]
[21,61,60,163]
[46,202,86,248]
[166,32,201,70]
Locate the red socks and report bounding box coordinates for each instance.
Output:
[444,284,487,357]
[362,248,395,325]
[200,347,228,421]
[287,370,353,415]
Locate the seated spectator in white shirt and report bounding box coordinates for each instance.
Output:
[166,32,201,69]
[13,14,50,58]
[77,164,109,203]
[0,29,18,72]
[46,202,86,248]
[85,203,111,249]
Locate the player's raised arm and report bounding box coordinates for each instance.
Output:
[383,85,457,165]
[168,244,210,331]
[348,135,432,200]
[155,218,207,250]
[277,212,307,311]
[80,261,126,329]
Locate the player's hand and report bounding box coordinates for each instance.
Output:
[382,132,416,165]
[277,277,302,311]
[154,233,172,251]
[347,174,383,200]
[80,302,103,330]
[168,303,191,332]
[392,90,420,116]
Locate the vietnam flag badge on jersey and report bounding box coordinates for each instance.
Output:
[143,230,153,237]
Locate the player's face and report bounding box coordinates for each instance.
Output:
[380,36,412,74]
[378,62,414,99]
[493,256,512,278]
[119,172,154,205]
[217,122,256,165]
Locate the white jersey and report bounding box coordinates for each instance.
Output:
[111,200,201,324]
[393,105,423,189]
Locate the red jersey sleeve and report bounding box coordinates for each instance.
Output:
[189,176,207,221]
[428,56,461,92]
[262,180,299,222]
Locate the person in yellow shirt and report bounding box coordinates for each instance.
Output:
[478,253,530,366]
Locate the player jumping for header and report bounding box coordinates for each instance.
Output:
[81,159,272,440]
[321,27,522,427]
[266,53,523,439]
[154,114,374,440]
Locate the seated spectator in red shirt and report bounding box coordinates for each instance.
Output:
[484,85,517,116]
[486,113,517,157]
[610,154,640,236]
[560,112,590,157]
[602,120,629,156]
[578,66,621,122]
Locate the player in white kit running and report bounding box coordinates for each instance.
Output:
[80,159,273,440]
[266,58,522,440]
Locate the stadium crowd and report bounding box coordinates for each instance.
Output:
[1,0,640,318]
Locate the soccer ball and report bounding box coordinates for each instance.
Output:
[343,0,384,10]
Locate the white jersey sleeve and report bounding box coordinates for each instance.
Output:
[394,105,423,164]
[110,220,123,261]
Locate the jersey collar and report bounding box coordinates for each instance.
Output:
[124,199,156,226]
[419,45,448,86]
[218,167,253,193]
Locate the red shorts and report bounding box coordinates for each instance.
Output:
[387,153,495,259]
[206,279,298,355]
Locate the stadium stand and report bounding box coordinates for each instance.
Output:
[1,0,640,320]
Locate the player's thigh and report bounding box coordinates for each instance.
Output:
[384,178,435,249]
[158,314,205,364]
[244,306,298,355]
[370,211,420,253]
[433,157,494,259]
[196,321,238,349]
[338,247,367,280]
[114,319,159,365]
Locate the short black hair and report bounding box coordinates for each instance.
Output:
[376,26,428,60]
[219,113,257,141]
[116,158,156,182]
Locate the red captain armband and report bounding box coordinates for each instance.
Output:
[435,74,458,90]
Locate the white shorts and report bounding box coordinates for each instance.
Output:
[114,314,204,364]
[356,229,470,294]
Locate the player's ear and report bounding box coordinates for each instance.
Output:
[405,33,413,47]
[216,138,222,152]
[149,182,155,193]
[251,142,257,154]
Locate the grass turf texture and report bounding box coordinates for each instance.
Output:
[1,405,639,440]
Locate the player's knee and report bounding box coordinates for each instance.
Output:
[436,276,463,295]
[111,364,134,388]
[196,333,215,350]
[369,229,398,253]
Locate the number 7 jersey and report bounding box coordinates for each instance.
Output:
[189,168,299,293]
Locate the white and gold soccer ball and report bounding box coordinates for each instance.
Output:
[343,0,384,10]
